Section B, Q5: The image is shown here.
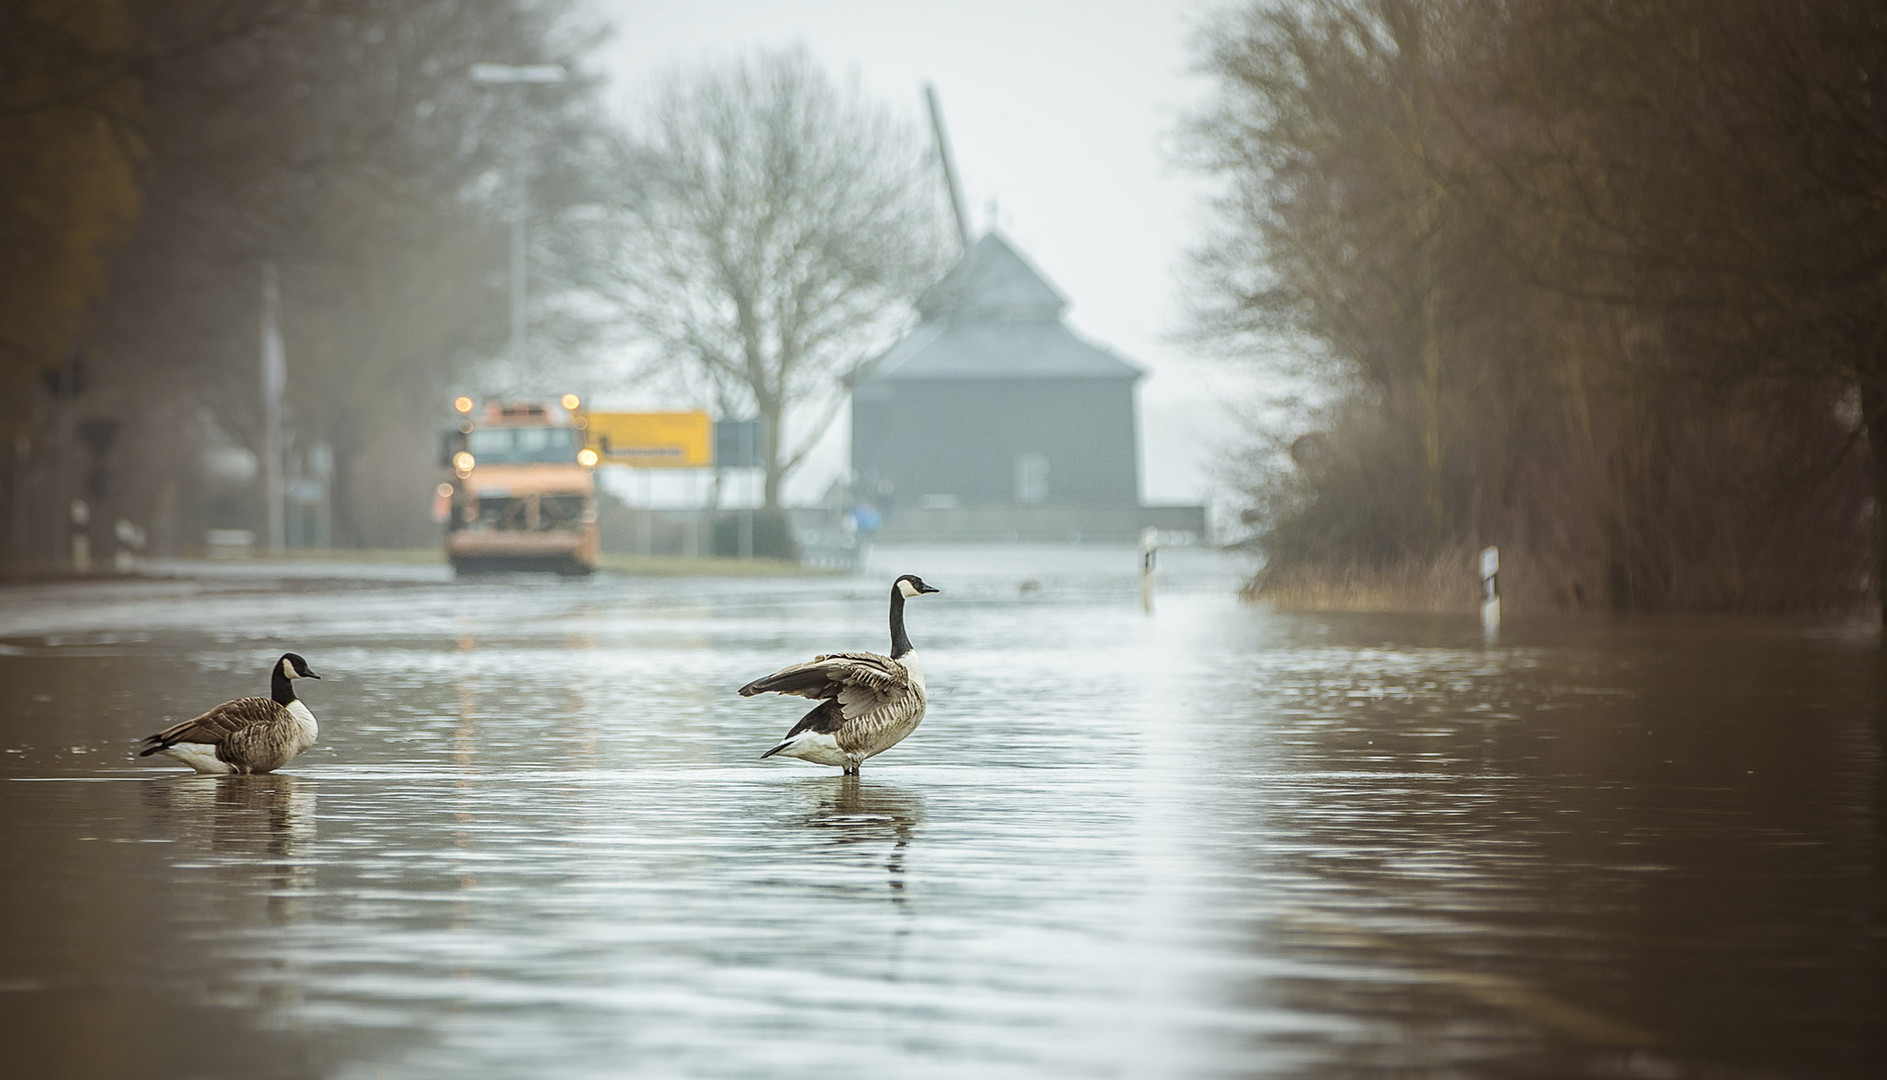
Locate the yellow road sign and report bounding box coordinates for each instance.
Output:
[585,411,712,468]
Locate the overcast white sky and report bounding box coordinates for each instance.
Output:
[580,0,1257,507]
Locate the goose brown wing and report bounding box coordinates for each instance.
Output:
[139,696,281,755]
[738,651,908,710]
[828,654,909,720]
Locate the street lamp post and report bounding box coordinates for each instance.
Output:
[469,62,567,371]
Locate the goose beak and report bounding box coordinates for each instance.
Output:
[305,670,322,679]
[919,583,940,594]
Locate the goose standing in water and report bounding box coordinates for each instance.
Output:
[741,574,940,775]
[139,653,322,774]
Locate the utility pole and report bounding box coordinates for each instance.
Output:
[261,261,287,554]
[56,364,72,564]
[10,432,28,556]
[510,164,528,369]
[43,356,85,565]
[470,62,567,371]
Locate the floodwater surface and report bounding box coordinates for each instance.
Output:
[0,545,1881,1078]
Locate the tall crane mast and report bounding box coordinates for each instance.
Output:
[924,83,973,251]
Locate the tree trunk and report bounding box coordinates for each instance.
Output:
[761,401,783,509]
[1419,282,1445,534]
[1863,382,1887,627]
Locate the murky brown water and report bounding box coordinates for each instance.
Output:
[1,545,1882,1078]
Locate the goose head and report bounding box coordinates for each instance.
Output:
[278,653,321,680]
[894,574,940,599]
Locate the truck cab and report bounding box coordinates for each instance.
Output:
[441,398,599,575]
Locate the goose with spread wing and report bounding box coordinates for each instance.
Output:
[740,574,940,775]
[138,652,322,774]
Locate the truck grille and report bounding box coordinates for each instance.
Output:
[538,495,586,529]
[477,496,524,528]
[472,494,586,531]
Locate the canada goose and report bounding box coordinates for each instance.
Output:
[138,653,322,774]
[741,574,940,775]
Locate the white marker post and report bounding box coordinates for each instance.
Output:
[1479,545,1500,639]
[113,518,144,574]
[1141,527,1159,614]
[69,498,90,573]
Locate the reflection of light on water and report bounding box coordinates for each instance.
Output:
[6,565,1879,1077]
[455,679,478,773]
[1275,906,1659,1048]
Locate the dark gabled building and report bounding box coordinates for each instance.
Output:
[851,232,1152,538]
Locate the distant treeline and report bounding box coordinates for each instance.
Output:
[1191,1,1887,617]
[1,0,618,552]
[1,3,944,558]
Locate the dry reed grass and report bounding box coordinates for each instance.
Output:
[1244,547,1481,613]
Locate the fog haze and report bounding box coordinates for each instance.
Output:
[584,0,1246,506]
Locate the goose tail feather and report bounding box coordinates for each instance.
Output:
[138,728,185,756]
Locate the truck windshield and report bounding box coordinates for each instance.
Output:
[468,426,580,465]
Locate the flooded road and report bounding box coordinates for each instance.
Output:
[1,545,1882,1078]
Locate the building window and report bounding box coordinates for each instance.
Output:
[1014,453,1049,505]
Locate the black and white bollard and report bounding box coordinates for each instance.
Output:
[1479,545,1500,639]
[69,498,91,573]
[114,518,145,574]
[1141,527,1158,614]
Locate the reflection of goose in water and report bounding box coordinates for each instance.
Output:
[145,775,318,926]
[142,773,317,860]
[797,776,925,904]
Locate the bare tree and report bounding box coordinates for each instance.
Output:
[611,49,950,508]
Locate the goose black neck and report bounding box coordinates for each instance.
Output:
[270,664,297,706]
[889,585,914,658]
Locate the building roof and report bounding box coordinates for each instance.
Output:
[866,320,1141,381]
[867,231,1142,383]
[917,232,1067,322]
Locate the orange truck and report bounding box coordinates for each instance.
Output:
[438,396,599,575]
